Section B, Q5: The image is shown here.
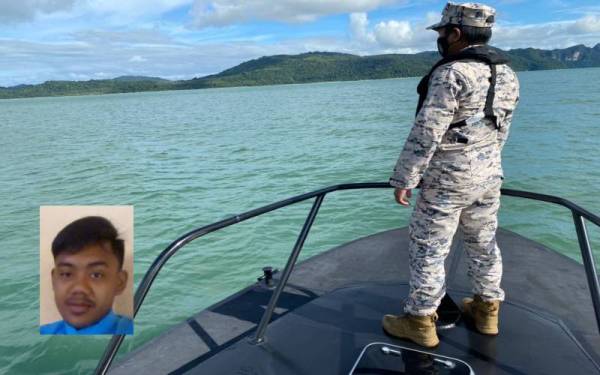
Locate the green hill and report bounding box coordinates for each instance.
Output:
[176,52,440,89]
[2,44,599,99]
[0,77,172,99]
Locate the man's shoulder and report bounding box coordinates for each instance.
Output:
[77,312,133,334]
[443,59,516,77]
[433,59,517,90]
[496,63,519,82]
[89,310,133,334]
[435,59,489,78]
[428,62,475,93]
[40,320,67,334]
[39,312,133,335]
[113,314,134,334]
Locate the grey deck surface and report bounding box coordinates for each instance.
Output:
[109,228,600,374]
[184,283,599,375]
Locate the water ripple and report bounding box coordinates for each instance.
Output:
[0,69,599,374]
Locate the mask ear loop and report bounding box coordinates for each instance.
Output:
[437,26,462,57]
[436,35,450,57]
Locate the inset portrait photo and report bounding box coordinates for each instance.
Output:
[40,206,134,335]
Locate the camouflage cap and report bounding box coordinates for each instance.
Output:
[427,2,496,30]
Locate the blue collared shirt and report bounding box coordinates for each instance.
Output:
[40,310,133,335]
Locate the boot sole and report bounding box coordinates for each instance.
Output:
[381,327,440,348]
[462,300,499,336]
[476,327,499,336]
[462,312,499,335]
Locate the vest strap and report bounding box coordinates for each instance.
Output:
[416,46,509,130]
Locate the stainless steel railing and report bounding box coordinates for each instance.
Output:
[94,182,600,374]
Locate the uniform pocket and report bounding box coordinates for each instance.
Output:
[423,151,473,188]
[470,143,502,183]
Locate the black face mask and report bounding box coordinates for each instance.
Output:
[436,36,450,57]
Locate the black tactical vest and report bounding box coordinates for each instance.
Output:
[416,45,510,129]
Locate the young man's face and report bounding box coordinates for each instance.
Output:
[51,242,127,329]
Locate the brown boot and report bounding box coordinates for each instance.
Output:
[462,295,500,335]
[382,313,439,348]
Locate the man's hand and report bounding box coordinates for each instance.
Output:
[394,188,412,207]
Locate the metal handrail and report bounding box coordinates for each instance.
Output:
[94,182,600,374]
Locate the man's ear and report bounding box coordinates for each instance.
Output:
[115,269,128,295]
[449,27,462,43]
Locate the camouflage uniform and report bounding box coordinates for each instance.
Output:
[390,3,520,316]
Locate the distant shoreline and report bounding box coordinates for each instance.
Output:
[2,44,599,100]
[2,66,599,102]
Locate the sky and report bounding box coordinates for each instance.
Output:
[0,0,599,87]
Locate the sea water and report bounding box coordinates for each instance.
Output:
[1,67,599,374]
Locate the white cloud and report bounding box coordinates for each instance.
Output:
[347,12,600,54]
[348,12,435,53]
[0,0,194,24]
[572,15,600,33]
[373,20,412,47]
[349,13,375,44]
[494,15,600,49]
[129,55,148,62]
[85,0,193,19]
[73,29,174,45]
[0,0,76,22]
[0,30,345,86]
[190,0,399,27]
[424,11,441,28]
[2,3,600,87]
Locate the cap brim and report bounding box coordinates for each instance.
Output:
[426,21,447,30]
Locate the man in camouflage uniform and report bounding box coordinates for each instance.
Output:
[382,2,520,348]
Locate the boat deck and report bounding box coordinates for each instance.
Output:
[110,228,600,374]
[181,283,598,374]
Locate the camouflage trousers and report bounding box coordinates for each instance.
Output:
[404,179,505,316]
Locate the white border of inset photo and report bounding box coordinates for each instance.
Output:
[39,206,134,332]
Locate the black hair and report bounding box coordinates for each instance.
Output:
[445,24,492,45]
[51,216,124,268]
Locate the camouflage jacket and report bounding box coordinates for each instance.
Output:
[390,56,520,189]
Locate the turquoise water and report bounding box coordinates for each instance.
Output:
[1,68,599,374]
